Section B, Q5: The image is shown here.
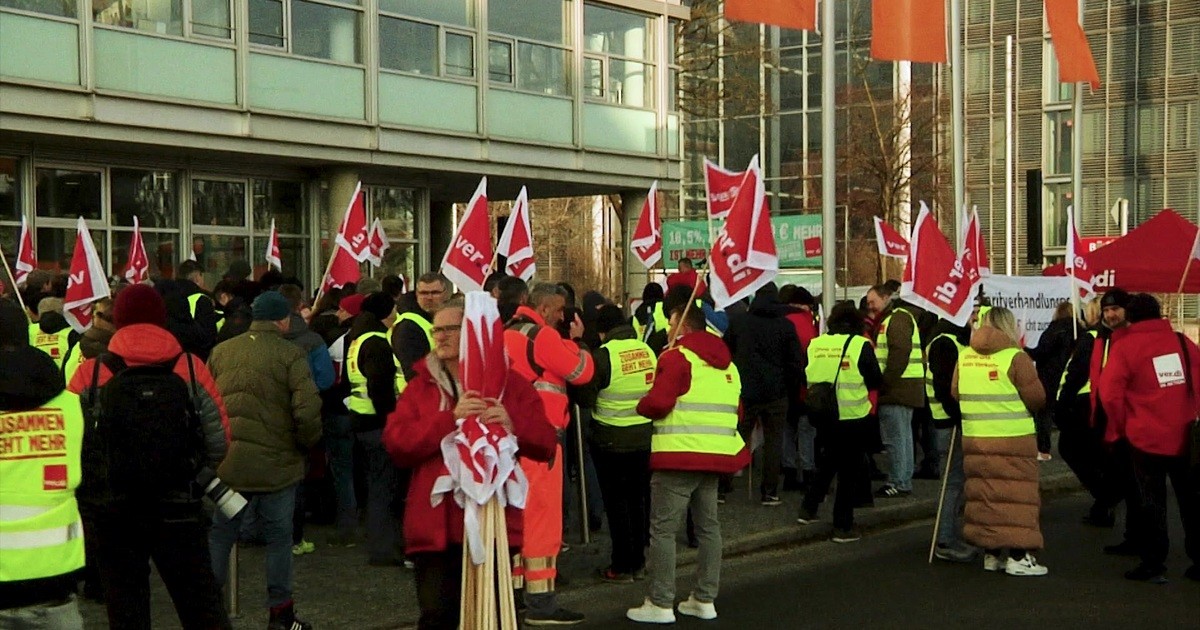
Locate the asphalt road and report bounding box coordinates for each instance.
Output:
[560,493,1199,630]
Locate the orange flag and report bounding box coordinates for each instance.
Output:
[725,0,816,32]
[871,0,947,63]
[1044,0,1101,90]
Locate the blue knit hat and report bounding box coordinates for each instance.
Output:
[252,291,291,321]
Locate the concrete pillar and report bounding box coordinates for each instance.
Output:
[428,199,454,276]
[620,189,648,309]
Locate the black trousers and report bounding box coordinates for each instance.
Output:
[412,546,463,630]
[912,406,939,469]
[1106,440,1148,544]
[92,502,232,630]
[1131,449,1199,569]
[746,398,789,496]
[1055,396,1108,501]
[803,420,871,530]
[592,447,651,573]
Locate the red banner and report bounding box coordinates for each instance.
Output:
[497,186,536,281]
[873,217,910,259]
[703,159,746,220]
[708,155,778,309]
[630,181,662,269]
[441,177,493,293]
[64,217,111,332]
[901,202,976,326]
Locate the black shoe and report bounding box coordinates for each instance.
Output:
[1104,540,1140,556]
[831,528,861,543]
[1184,565,1200,582]
[761,494,783,506]
[1124,563,1168,584]
[267,604,312,630]
[524,607,585,626]
[796,507,819,525]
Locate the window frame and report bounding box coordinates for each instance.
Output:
[247,0,365,66]
[89,0,236,43]
[581,3,656,109]
[376,9,477,81]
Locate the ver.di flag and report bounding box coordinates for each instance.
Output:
[367,218,390,268]
[708,154,778,309]
[874,217,910,259]
[440,177,493,293]
[703,159,746,220]
[629,181,662,269]
[123,215,151,283]
[335,182,371,263]
[1065,205,1095,299]
[961,206,991,277]
[901,202,975,326]
[64,217,111,332]
[497,186,536,281]
[265,218,282,271]
[14,215,36,287]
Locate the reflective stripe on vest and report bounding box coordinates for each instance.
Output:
[594,338,656,428]
[876,308,924,379]
[31,329,70,367]
[345,332,401,415]
[1057,329,1100,399]
[651,348,744,457]
[956,347,1035,438]
[396,312,435,349]
[925,333,964,422]
[805,333,872,420]
[0,390,86,582]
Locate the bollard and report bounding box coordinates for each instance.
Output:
[225,543,240,618]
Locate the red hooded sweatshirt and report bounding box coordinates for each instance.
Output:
[637,331,750,474]
[1098,318,1200,456]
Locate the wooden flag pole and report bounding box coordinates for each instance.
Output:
[928,427,958,564]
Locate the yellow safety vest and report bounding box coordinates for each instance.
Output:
[975,305,992,329]
[1058,329,1099,399]
[187,293,224,331]
[806,334,872,420]
[925,333,964,422]
[957,347,1035,438]
[651,347,744,457]
[876,307,924,379]
[27,322,39,343]
[0,390,86,583]
[594,338,656,428]
[346,332,402,415]
[61,338,85,383]
[395,312,435,349]
[31,328,70,367]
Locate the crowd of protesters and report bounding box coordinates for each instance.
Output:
[2,255,1198,630]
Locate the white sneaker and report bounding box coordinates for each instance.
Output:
[677,594,717,620]
[626,598,676,624]
[1005,554,1049,576]
[983,553,1002,572]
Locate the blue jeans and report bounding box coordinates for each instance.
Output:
[935,427,967,547]
[210,485,296,608]
[0,596,83,630]
[324,414,357,535]
[879,404,915,492]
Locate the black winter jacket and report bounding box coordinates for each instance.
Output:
[724,289,804,405]
[347,313,397,431]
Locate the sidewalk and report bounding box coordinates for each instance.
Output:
[77,458,1081,629]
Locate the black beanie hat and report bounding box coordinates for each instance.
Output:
[0,298,30,348]
[595,304,626,335]
[362,292,395,321]
[1100,288,1131,309]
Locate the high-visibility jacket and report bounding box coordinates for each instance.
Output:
[956,347,1035,438]
[60,337,85,383]
[0,390,86,583]
[651,348,744,457]
[925,332,964,422]
[345,331,402,415]
[188,293,223,331]
[1058,329,1100,399]
[30,327,70,367]
[594,338,655,428]
[504,307,593,428]
[806,333,872,420]
[876,307,924,379]
[396,312,435,349]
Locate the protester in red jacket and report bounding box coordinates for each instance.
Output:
[1098,293,1200,583]
[384,299,557,630]
[665,257,706,298]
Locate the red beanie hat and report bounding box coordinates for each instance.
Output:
[113,284,168,330]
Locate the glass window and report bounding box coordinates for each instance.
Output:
[380,17,437,74]
[379,242,416,284]
[369,187,416,240]
[608,59,651,107]
[263,236,311,283]
[517,42,567,95]
[36,169,102,220]
[1043,181,1073,248]
[93,0,184,36]
[445,32,475,77]
[189,234,246,289]
[966,48,989,95]
[36,226,107,275]
[1047,111,1074,175]
[110,169,178,228]
[584,4,653,60]
[252,179,305,233]
[489,0,565,44]
[249,0,285,47]
[583,56,604,98]
[489,40,513,83]
[0,0,76,17]
[380,0,471,26]
[191,179,246,227]
[1044,46,1074,102]
[112,229,176,280]
[0,158,18,222]
[192,0,231,38]
[292,0,361,64]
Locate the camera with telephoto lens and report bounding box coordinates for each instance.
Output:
[195,468,248,519]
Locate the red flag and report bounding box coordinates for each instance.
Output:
[335,182,371,263]
[709,155,778,309]
[803,236,822,258]
[497,186,536,281]
[966,207,991,276]
[630,181,662,269]
[873,217,910,259]
[441,177,493,293]
[265,218,282,271]
[871,0,947,64]
[123,215,150,283]
[1045,0,1101,90]
[14,215,36,287]
[958,207,986,289]
[1065,205,1095,299]
[63,217,111,332]
[901,202,976,326]
[321,244,361,293]
[703,159,746,220]
[725,0,816,32]
[367,218,390,268]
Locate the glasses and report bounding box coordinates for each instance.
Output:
[430,325,462,336]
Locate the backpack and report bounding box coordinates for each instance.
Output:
[806,336,855,430]
[88,353,205,502]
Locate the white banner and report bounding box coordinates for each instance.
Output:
[980,275,1073,348]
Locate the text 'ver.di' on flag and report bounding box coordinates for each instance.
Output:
[1044,0,1101,90]
[871,0,947,64]
[724,0,816,32]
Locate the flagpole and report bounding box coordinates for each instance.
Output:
[312,241,340,308]
[0,243,29,314]
[950,0,966,248]
[819,0,836,317]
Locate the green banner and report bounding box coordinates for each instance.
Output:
[661,214,822,268]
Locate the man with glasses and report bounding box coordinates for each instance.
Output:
[391,272,448,381]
